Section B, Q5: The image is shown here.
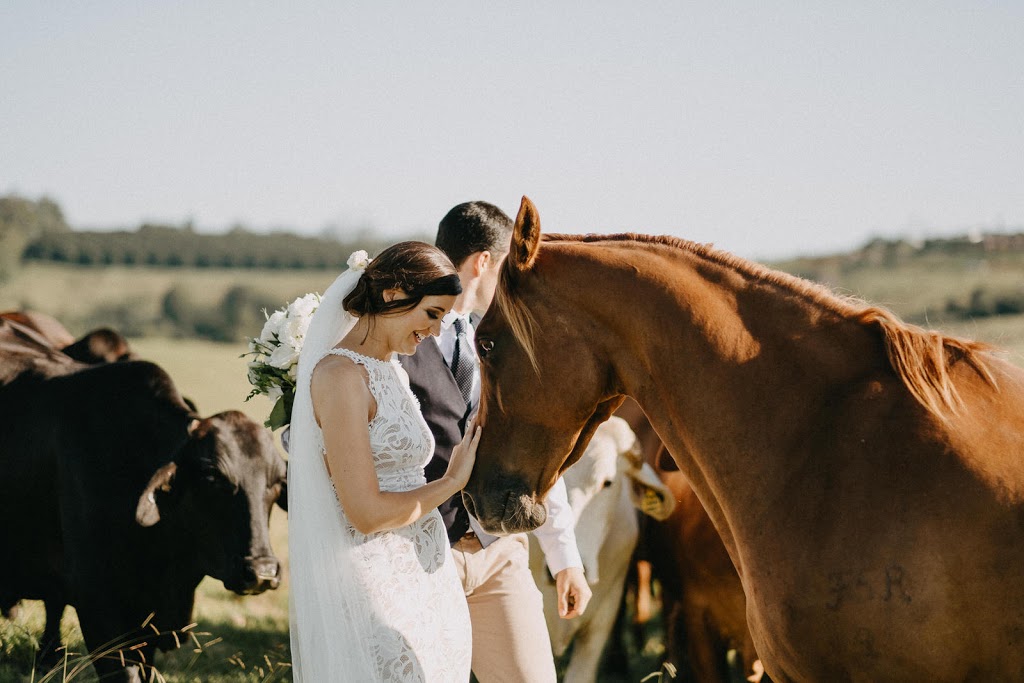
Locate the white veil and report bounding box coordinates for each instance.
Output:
[287,264,378,682]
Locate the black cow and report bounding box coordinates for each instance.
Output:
[0,310,135,368]
[61,326,136,364]
[0,358,287,682]
[0,316,133,385]
[0,317,78,385]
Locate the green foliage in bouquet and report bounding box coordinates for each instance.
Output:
[243,293,320,430]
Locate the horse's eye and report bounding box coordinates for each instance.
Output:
[602,480,613,489]
[477,339,495,357]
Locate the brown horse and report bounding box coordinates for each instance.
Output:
[618,399,762,683]
[464,197,1024,682]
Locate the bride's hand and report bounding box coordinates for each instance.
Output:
[444,423,481,490]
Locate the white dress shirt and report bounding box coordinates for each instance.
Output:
[441,312,583,576]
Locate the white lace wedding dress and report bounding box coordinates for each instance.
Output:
[295,346,471,682]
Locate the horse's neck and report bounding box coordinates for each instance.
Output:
[606,240,874,397]
[595,242,881,554]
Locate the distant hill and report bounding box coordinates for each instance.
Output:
[1,192,417,277]
[771,232,1024,324]
[20,223,400,271]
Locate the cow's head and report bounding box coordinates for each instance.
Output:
[62,327,135,364]
[562,417,674,583]
[135,410,287,595]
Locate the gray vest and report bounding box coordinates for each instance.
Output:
[400,336,473,543]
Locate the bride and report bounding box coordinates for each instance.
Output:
[288,242,478,682]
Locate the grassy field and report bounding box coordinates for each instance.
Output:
[774,247,1024,325]
[2,259,1024,682]
[0,263,340,339]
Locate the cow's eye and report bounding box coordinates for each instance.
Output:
[477,338,494,358]
[203,472,236,492]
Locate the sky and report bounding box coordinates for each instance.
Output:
[2,2,1022,260]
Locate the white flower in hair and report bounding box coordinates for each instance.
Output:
[347,249,371,272]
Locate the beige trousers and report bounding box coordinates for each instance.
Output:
[451,533,557,683]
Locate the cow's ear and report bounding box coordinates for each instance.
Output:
[187,418,204,436]
[135,462,178,527]
[276,479,288,512]
[627,462,676,521]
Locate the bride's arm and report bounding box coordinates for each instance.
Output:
[313,358,479,535]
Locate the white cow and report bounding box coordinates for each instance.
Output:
[530,416,676,683]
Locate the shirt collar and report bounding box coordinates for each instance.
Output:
[441,311,472,330]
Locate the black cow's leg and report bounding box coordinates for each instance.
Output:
[36,599,66,671]
[83,634,151,683]
[75,602,154,683]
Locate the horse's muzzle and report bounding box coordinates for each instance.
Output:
[501,491,547,534]
[462,487,546,535]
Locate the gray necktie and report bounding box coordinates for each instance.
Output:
[450,318,474,405]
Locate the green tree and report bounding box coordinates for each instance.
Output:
[0,194,70,282]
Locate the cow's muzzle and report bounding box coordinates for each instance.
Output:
[227,555,281,595]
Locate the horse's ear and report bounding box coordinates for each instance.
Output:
[509,196,542,273]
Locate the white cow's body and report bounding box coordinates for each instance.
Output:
[530,416,674,683]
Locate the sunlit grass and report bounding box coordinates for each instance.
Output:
[0,263,338,338]
[0,604,292,682]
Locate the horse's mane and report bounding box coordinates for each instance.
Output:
[497,232,997,422]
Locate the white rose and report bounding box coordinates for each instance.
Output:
[260,309,286,342]
[268,343,299,370]
[295,310,313,339]
[347,250,370,271]
[287,293,319,321]
[278,315,306,351]
[287,363,299,381]
[247,366,261,385]
[266,384,284,403]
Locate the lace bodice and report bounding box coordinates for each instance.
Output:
[287,268,470,683]
[318,347,436,493]
[296,346,471,682]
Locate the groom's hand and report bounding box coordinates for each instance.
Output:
[555,567,591,619]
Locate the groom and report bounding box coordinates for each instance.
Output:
[401,201,591,683]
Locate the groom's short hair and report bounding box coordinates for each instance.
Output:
[436,201,513,268]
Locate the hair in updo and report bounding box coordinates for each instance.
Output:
[343,241,462,317]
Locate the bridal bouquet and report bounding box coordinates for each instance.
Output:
[244,292,321,430]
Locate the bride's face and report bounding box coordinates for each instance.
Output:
[380,292,456,355]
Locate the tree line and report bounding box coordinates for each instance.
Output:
[1,193,402,280]
[0,194,71,282]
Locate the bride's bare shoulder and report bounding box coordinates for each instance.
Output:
[311,353,370,396]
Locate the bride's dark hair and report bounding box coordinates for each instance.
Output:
[343,241,462,317]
